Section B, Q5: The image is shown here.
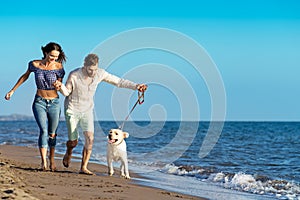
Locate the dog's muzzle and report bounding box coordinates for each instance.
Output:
[108,135,118,144]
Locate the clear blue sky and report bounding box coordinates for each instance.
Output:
[1,0,300,121]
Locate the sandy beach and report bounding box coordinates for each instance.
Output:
[0,145,205,200]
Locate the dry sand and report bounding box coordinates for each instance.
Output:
[0,145,206,200]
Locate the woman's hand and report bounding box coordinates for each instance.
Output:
[5,90,14,100]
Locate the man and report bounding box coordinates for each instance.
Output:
[54,53,147,175]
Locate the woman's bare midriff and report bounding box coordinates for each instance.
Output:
[36,89,59,99]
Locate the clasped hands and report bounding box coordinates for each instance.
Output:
[53,80,62,90]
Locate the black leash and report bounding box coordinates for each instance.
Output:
[118,91,145,130]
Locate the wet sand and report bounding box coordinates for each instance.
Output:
[0,145,206,200]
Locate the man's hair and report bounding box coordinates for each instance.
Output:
[84,54,99,66]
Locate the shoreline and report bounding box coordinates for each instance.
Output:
[0,144,206,200]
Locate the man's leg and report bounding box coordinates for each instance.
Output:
[80,131,94,175]
[63,110,79,168]
[63,140,78,168]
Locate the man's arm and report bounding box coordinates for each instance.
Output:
[59,83,72,96]
[53,73,73,96]
[102,70,139,90]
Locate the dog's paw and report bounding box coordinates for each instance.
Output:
[121,174,131,179]
[108,172,114,176]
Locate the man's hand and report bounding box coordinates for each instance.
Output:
[137,84,147,92]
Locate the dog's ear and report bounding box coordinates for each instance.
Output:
[123,132,129,138]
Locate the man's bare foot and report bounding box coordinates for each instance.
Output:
[62,153,71,168]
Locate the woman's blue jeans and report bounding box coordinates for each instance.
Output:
[32,95,61,148]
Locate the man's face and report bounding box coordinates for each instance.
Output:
[85,64,98,78]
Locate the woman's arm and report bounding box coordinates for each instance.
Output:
[5,69,31,100]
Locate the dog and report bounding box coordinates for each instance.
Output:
[107,128,130,179]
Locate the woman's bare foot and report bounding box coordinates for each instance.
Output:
[79,168,95,175]
[49,161,56,172]
[41,162,48,171]
[49,148,56,172]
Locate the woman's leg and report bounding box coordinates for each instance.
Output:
[47,98,61,171]
[32,96,48,170]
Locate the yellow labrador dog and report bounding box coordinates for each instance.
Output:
[107,129,130,179]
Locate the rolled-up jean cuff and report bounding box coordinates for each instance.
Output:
[48,134,57,147]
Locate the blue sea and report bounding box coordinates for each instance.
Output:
[1,120,300,200]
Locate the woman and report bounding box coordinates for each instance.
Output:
[5,42,66,171]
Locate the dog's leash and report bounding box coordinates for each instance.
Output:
[118,91,145,130]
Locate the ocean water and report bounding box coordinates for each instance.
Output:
[1,121,300,200]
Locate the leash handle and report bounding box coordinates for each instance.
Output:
[119,91,145,130]
[138,91,144,105]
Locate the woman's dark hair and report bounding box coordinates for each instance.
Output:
[41,42,67,63]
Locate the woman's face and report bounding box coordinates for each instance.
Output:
[46,50,60,62]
